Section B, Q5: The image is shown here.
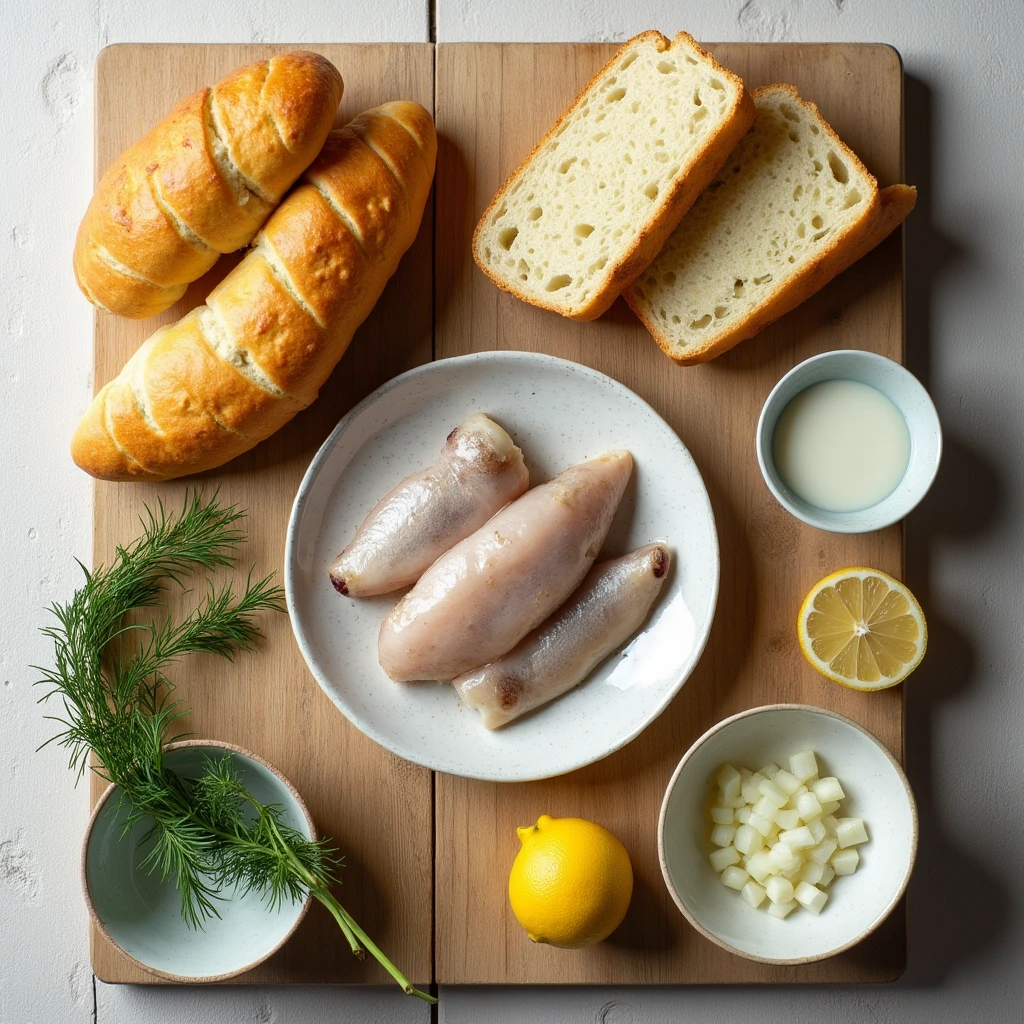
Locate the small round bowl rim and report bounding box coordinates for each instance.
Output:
[657,703,919,965]
[81,738,316,984]
[756,350,942,534]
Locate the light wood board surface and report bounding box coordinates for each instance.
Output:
[433,42,906,985]
[90,40,907,989]
[90,43,435,986]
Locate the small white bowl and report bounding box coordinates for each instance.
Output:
[658,704,917,965]
[82,740,315,982]
[756,350,942,533]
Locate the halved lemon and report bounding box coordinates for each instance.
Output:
[798,568,927,690]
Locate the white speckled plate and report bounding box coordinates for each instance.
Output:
[285,351,719,781]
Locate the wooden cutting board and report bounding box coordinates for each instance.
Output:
[89,40,906,988]
[433,42,906,984]
[89,43,436,985]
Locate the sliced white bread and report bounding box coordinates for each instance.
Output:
[472,31,754,321]
[626,84,917,363]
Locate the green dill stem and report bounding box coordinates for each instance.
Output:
[312,888,366,960]
[331,899,437,1004]
[263,813,434,1003]
[37,492,434,1002]
[256,807,365,958]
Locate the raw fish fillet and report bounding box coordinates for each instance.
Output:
[329,414,529,597]
[378,450,633,681]
[453,544,670,728]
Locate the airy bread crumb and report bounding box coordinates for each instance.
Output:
[472,31,754,321]
[627,84,916,363]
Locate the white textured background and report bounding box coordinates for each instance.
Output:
[1,1,1021,1021]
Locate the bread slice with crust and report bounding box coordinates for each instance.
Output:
[472,31,754,321]
[626,84,917,363]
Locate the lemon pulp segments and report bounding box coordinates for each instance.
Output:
[798,568,926,690]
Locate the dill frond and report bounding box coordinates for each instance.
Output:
[34,492,434,1002]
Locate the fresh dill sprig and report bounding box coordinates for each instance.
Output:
[35,492,434,1003]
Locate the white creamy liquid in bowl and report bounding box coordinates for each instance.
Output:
[771,379,911,513]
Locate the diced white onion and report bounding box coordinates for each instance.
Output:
[831,848,860,875]
[742,880,767,908]
[709,750,868,920]
[809,838,837,864]
[789,750,818,782]
[768,842,799,872]
[796,791,823,822]
[795,881,828,915]
[775,808,801,830]
[758,779,789,808]
[812,777,846,803]
[746,851,773,884]
[835,817,869,848]
[734,823,762,856]
[773,769,802,796]
[779,826,815,849]
[709,846,741,872]
[767,899,798,919]
[765,875,794,904]
[721,865,750,890]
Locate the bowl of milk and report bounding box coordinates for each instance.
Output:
[756,351,942,533]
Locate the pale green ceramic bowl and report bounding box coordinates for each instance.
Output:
[82,740,314,982]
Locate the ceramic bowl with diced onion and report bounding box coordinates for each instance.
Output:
[658,704,917,964]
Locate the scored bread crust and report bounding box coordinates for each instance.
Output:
[471,31,755,322]
[73,51,344,319]
[626,84,917,364]
[71,102,437,482]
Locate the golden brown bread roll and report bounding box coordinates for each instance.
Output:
[71,101,437,481]
[74,51,344,318]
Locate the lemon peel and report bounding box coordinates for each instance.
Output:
[508,814,632,947]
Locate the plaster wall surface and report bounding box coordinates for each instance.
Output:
[1,2,1020,1021]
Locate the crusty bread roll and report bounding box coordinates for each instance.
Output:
[71,102,436,481]
[74,51,344,319]
[626,85,917,363]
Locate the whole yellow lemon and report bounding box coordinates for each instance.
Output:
[508,814,633,948]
